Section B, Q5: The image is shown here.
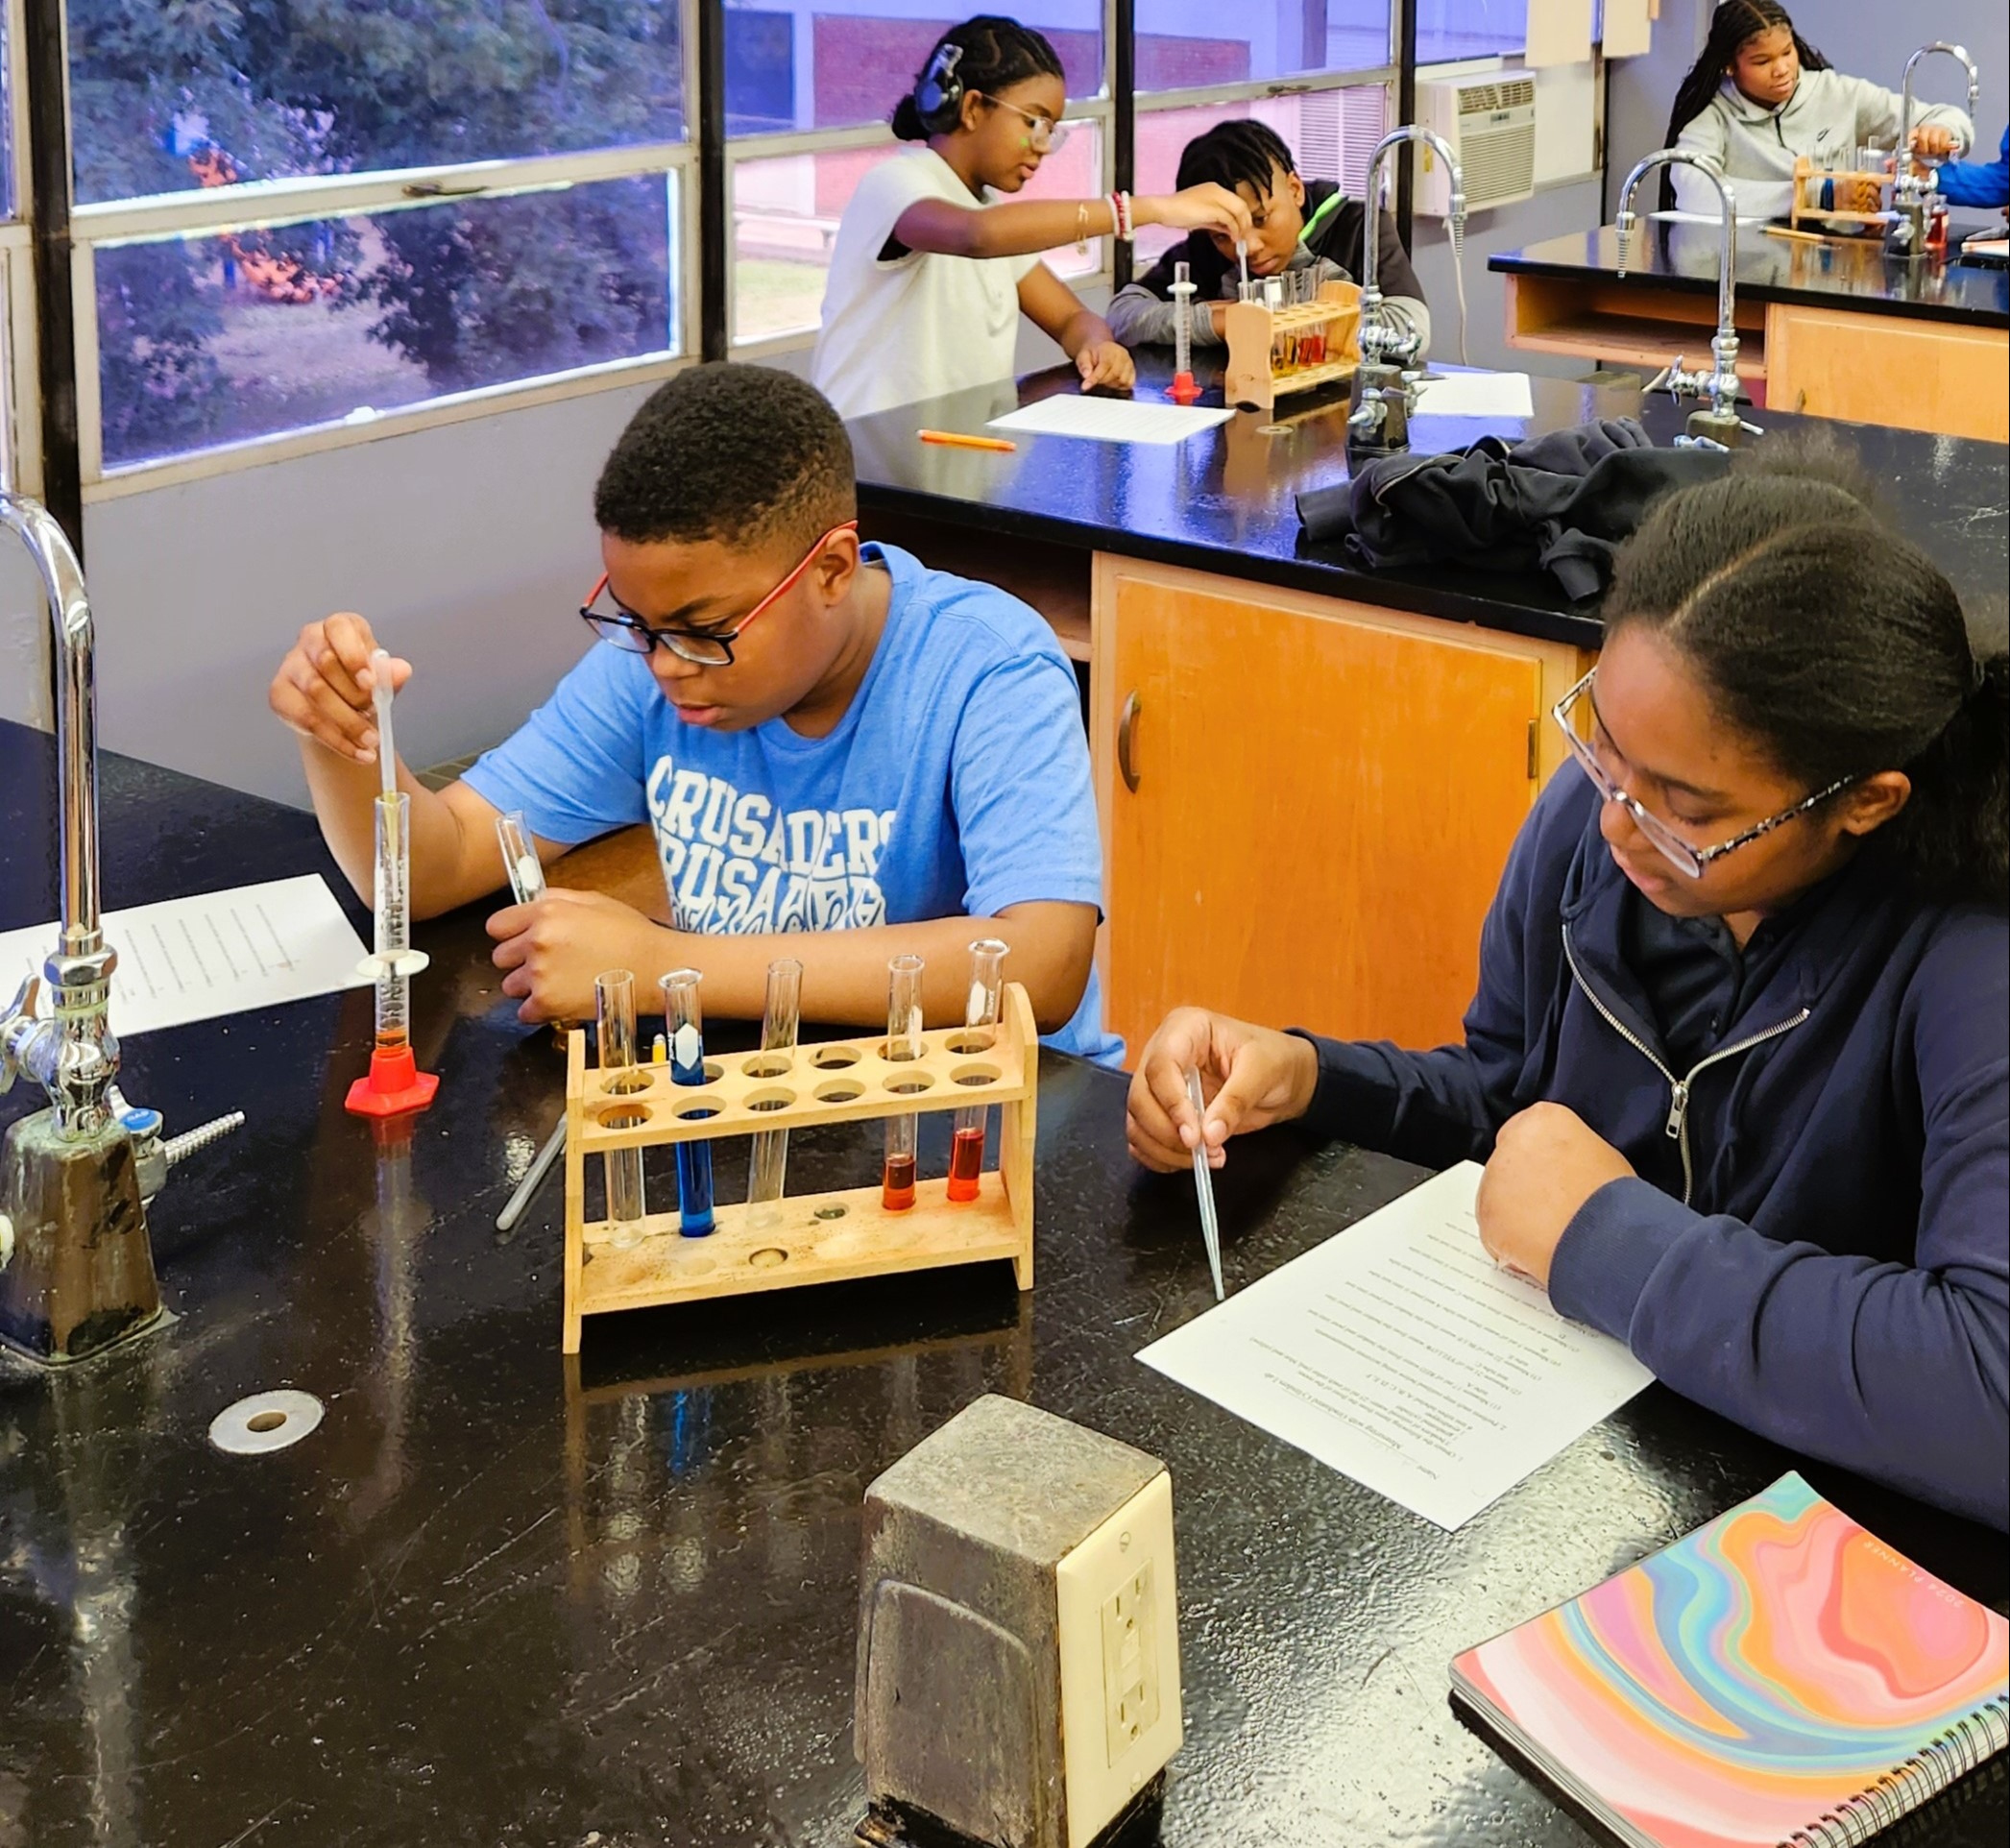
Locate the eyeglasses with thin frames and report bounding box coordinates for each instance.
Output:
[580,521,859,668]
[1551,668,1858,880]
[976,93,1068,154]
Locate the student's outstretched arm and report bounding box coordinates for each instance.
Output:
[1846,75,1973,161]
[893,184,1250,263]
[1543,914,2009,1530]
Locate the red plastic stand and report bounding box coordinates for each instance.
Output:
[1167,372,1201,404]
[345,1043,440,1118]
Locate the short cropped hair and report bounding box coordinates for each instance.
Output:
[593,363,857,553]
[1175,119,1297,196]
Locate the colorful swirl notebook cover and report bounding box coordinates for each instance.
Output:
[1450,1474,2010,1848]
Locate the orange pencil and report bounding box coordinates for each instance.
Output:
[918,428,1017,452]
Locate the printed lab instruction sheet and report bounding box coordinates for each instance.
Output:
[0,874,371,1037]
[1137,1162,1653,1529]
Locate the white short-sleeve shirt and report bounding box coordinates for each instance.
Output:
[811,148,1040,421]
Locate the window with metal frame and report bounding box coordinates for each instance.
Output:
[1417,0,1529,65]
[64,0,697,494]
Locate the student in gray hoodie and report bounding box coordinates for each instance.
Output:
[1663,0,1972,220]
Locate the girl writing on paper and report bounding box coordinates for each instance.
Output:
[1660,1,1974,219]
[811,15,1252,420]
[1126,452,2009,1532]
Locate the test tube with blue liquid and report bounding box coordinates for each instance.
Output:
[659,968,716,1236]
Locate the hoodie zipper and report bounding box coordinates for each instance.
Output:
[1561,925,1810,1205]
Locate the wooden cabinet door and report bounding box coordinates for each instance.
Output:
[1765,305,2010,442]
[1099,569,1550,1060]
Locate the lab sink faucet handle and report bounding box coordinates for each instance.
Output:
[1615,150,1756,447]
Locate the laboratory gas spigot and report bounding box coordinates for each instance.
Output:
[1889,43,1979,261]
[0,493,242,1363]
[1348,125,1465,458]
[1615,151,1756,447]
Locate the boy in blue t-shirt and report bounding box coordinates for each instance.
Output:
[268,363,1119,1063]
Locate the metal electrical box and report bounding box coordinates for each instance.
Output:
[856,1396,1182,1848]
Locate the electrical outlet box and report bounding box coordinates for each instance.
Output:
[856,1397,1182,1848]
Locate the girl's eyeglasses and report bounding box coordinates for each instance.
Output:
[1552,668,1857,880]
[977,94,1068,154]
[580,522,859,668]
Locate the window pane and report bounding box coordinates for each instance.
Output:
[95,174,680,473]
[1417,0,1528,65]
[1135,2,1392,90]
[732,128,1102,345]
[1132,87,1390,262]
[726,3,1104,135]
[68,1,685,207]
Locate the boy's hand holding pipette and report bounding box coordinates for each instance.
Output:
[270,613,414,766]
[488,888,666,1025]
[1126,1007,1319,1174]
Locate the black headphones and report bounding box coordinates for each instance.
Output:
[914,41,966,131]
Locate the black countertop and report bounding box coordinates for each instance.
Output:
[849,353,2010,652]
[2,719,2005,1847]
[1490,226,2010,328]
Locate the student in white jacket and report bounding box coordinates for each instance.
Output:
[1662,1,1973,220]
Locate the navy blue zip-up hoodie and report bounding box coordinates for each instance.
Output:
[1300,768,2008,1529]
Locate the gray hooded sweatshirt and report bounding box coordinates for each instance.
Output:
[1670,69,1973,218]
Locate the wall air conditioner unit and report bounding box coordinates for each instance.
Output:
[1415,73,1538,216]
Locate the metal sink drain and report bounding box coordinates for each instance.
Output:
[209,1389,325,1455]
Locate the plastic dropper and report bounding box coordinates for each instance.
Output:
[1237,239,1250,302]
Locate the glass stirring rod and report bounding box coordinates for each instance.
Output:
[1185,1068,1225,1301]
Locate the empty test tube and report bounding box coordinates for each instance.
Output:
[948,939,1007,1203]
[747,958,803,1227]
[496,811,545,905]
[595,970,648,1243]
[883,954,926,1211]
[659,969,715,1237]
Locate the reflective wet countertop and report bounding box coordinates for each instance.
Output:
[2,721,2004,1847]
[1490,225,2010,327]
[849,353,2010,652]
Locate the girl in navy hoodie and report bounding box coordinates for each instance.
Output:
[1128,464,2010,1530]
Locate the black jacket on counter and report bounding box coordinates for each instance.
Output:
[1296,420,1729,600]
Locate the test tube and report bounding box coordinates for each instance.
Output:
[747,958,803,1226]
[1172,260,1195,379]
[496,811,545,905]
[594,970,648,1242]
[372,790,414,1057]
[656,969,715,1237]
[947,939,1007,1204]
[882,954,926,1212]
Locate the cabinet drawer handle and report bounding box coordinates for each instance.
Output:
[1117,692,1142,792]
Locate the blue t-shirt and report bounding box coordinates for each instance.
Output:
[463,543,1121,1065]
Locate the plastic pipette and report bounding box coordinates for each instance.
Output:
[1237,239,1250,301]
[1185,1068,1224,1301]
[370,647,397,798]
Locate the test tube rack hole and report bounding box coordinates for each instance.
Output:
[559,982,1039,1351]
[1223,280,1363,413]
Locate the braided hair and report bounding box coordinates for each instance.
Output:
[1604,449,2007,905]
[1659,2,1831,209]
[1175,120,1298,195]
[891,16,1065,142]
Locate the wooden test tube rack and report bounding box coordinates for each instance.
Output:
[560,982,1039,1351]
[1789,155,1895,231]
[1223,279,1363,412]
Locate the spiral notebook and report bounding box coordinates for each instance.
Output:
[1451,1473,2009,1848]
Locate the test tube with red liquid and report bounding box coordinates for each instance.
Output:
[947,939,1007,1203]
[883,954,925,1211]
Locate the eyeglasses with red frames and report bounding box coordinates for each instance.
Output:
[580,521,860,668]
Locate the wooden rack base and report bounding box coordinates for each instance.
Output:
[560,984,1039,1351]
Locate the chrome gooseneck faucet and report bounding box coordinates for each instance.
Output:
[1890,42,1979,261]
[0,492,241,1363]
[1615,151,1758,448]
[1347,125,1465,458]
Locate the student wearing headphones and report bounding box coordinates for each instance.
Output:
[812,14,1252,420]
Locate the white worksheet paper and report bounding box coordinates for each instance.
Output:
[987,396,1234,446]
[1413,371,1537,419]
[1136,1162,1653,1530]
[0,874,371,1037]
